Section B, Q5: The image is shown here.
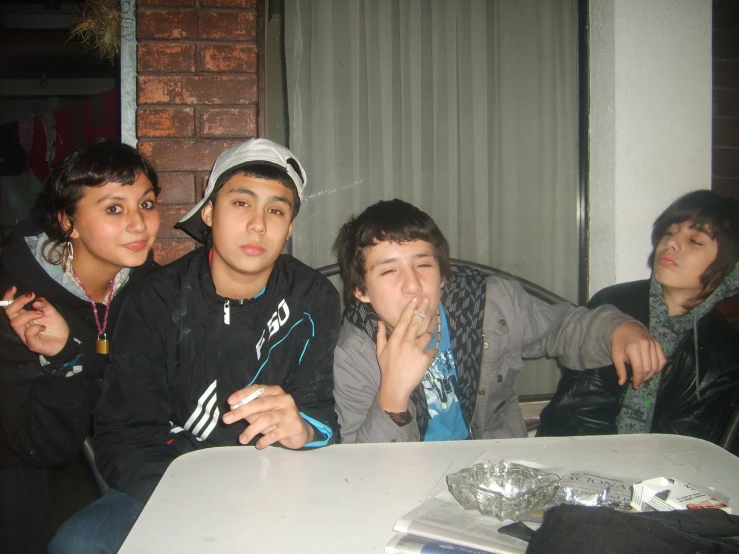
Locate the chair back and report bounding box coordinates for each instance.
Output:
[719,388,739,452]
[82,435,108,496]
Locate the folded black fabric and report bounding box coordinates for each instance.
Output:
[526,504,739,554]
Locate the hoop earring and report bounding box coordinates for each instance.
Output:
[63,240,74,271]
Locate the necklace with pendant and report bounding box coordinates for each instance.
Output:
[70,268,115,354]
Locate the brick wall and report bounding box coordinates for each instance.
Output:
[713,0,739,329]
[713,0,739,201]
[137,0,260,264]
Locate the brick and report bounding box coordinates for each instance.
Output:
[714,89,739,117]
[157,205,192,239]
[139,140,243,171]
[138,108,195,138]
[139,0,195,6]
[156,172,197,204]
[154,239,197,265]
[714,61,739,89]
[200,0,256,8]
[196,171,211,198]
[714,30,739,60]
[138,43,195,73]
[138,75,258,105]
[714,3,739,31]
[200,107,257,138]
[138,9,197,40]
[713,118,739,148]
[198,43,257,72]
[198,10,256,41]
[713,146,739,177]
[712,177,739,201]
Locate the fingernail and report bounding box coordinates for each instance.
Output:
[26,293,33,298]
[223,414,232,423]
[411,297,418,304]
[37,311,44,316]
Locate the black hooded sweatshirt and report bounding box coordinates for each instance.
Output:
[0,216,158,469]
[93,247,341,503]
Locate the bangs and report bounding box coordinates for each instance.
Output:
[82,165,141,188]
[662,212,715,240]
[60,140,160,192]
[651,196,729,248]
[372,227,438,250]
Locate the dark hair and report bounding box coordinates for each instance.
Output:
[41,138,160,263]
[200,164,300,246]
[333,199,452,306]
[649,190,739,309]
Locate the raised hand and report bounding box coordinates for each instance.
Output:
[2,286,70,357]
[376,296,437,413]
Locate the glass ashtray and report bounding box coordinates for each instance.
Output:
[446,460,560,521]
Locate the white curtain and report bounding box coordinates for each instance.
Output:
[284,0,579,396]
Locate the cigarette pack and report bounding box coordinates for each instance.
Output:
[630,477,731,513]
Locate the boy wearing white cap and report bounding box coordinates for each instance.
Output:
[49,139,341,554]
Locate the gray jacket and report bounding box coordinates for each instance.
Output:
[334,272,634,443]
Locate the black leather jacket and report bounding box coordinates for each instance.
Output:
[538,280,739,444]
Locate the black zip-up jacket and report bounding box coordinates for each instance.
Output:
[94,247,341,503]
[538,280,739,443]
[0,216,157,469]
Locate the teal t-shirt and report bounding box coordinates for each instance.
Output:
[422,305,470,442]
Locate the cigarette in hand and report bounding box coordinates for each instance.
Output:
[0,300,14,307]
[230,387,264,410]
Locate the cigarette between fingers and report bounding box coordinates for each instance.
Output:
[230,387,264,410]
[0,300,14,307]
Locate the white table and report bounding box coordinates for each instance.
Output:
[119,435,739,554]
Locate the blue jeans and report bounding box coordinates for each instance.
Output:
[48,488,144,554]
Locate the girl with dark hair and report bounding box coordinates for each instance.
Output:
[0,138,161,554]
[539,190,739,444]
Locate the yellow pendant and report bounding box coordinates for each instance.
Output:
[96,334,109,355]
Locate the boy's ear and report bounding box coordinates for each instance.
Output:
[200,201,214,228]
[354,288,370,304]
[58,212,79,239]
[287,222,293,241]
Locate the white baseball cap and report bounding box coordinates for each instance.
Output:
[176,138,307,242]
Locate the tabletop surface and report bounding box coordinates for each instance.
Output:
[118,434,739,554]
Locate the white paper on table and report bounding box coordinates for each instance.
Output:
[391,495,534,554]
[387,452,644,554]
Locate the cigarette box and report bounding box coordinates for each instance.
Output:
[630,477,731,513]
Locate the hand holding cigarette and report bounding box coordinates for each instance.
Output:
[229,387,264,410]
[223,384,315,450]
[2,286,70,356]
[1,287,15,309]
